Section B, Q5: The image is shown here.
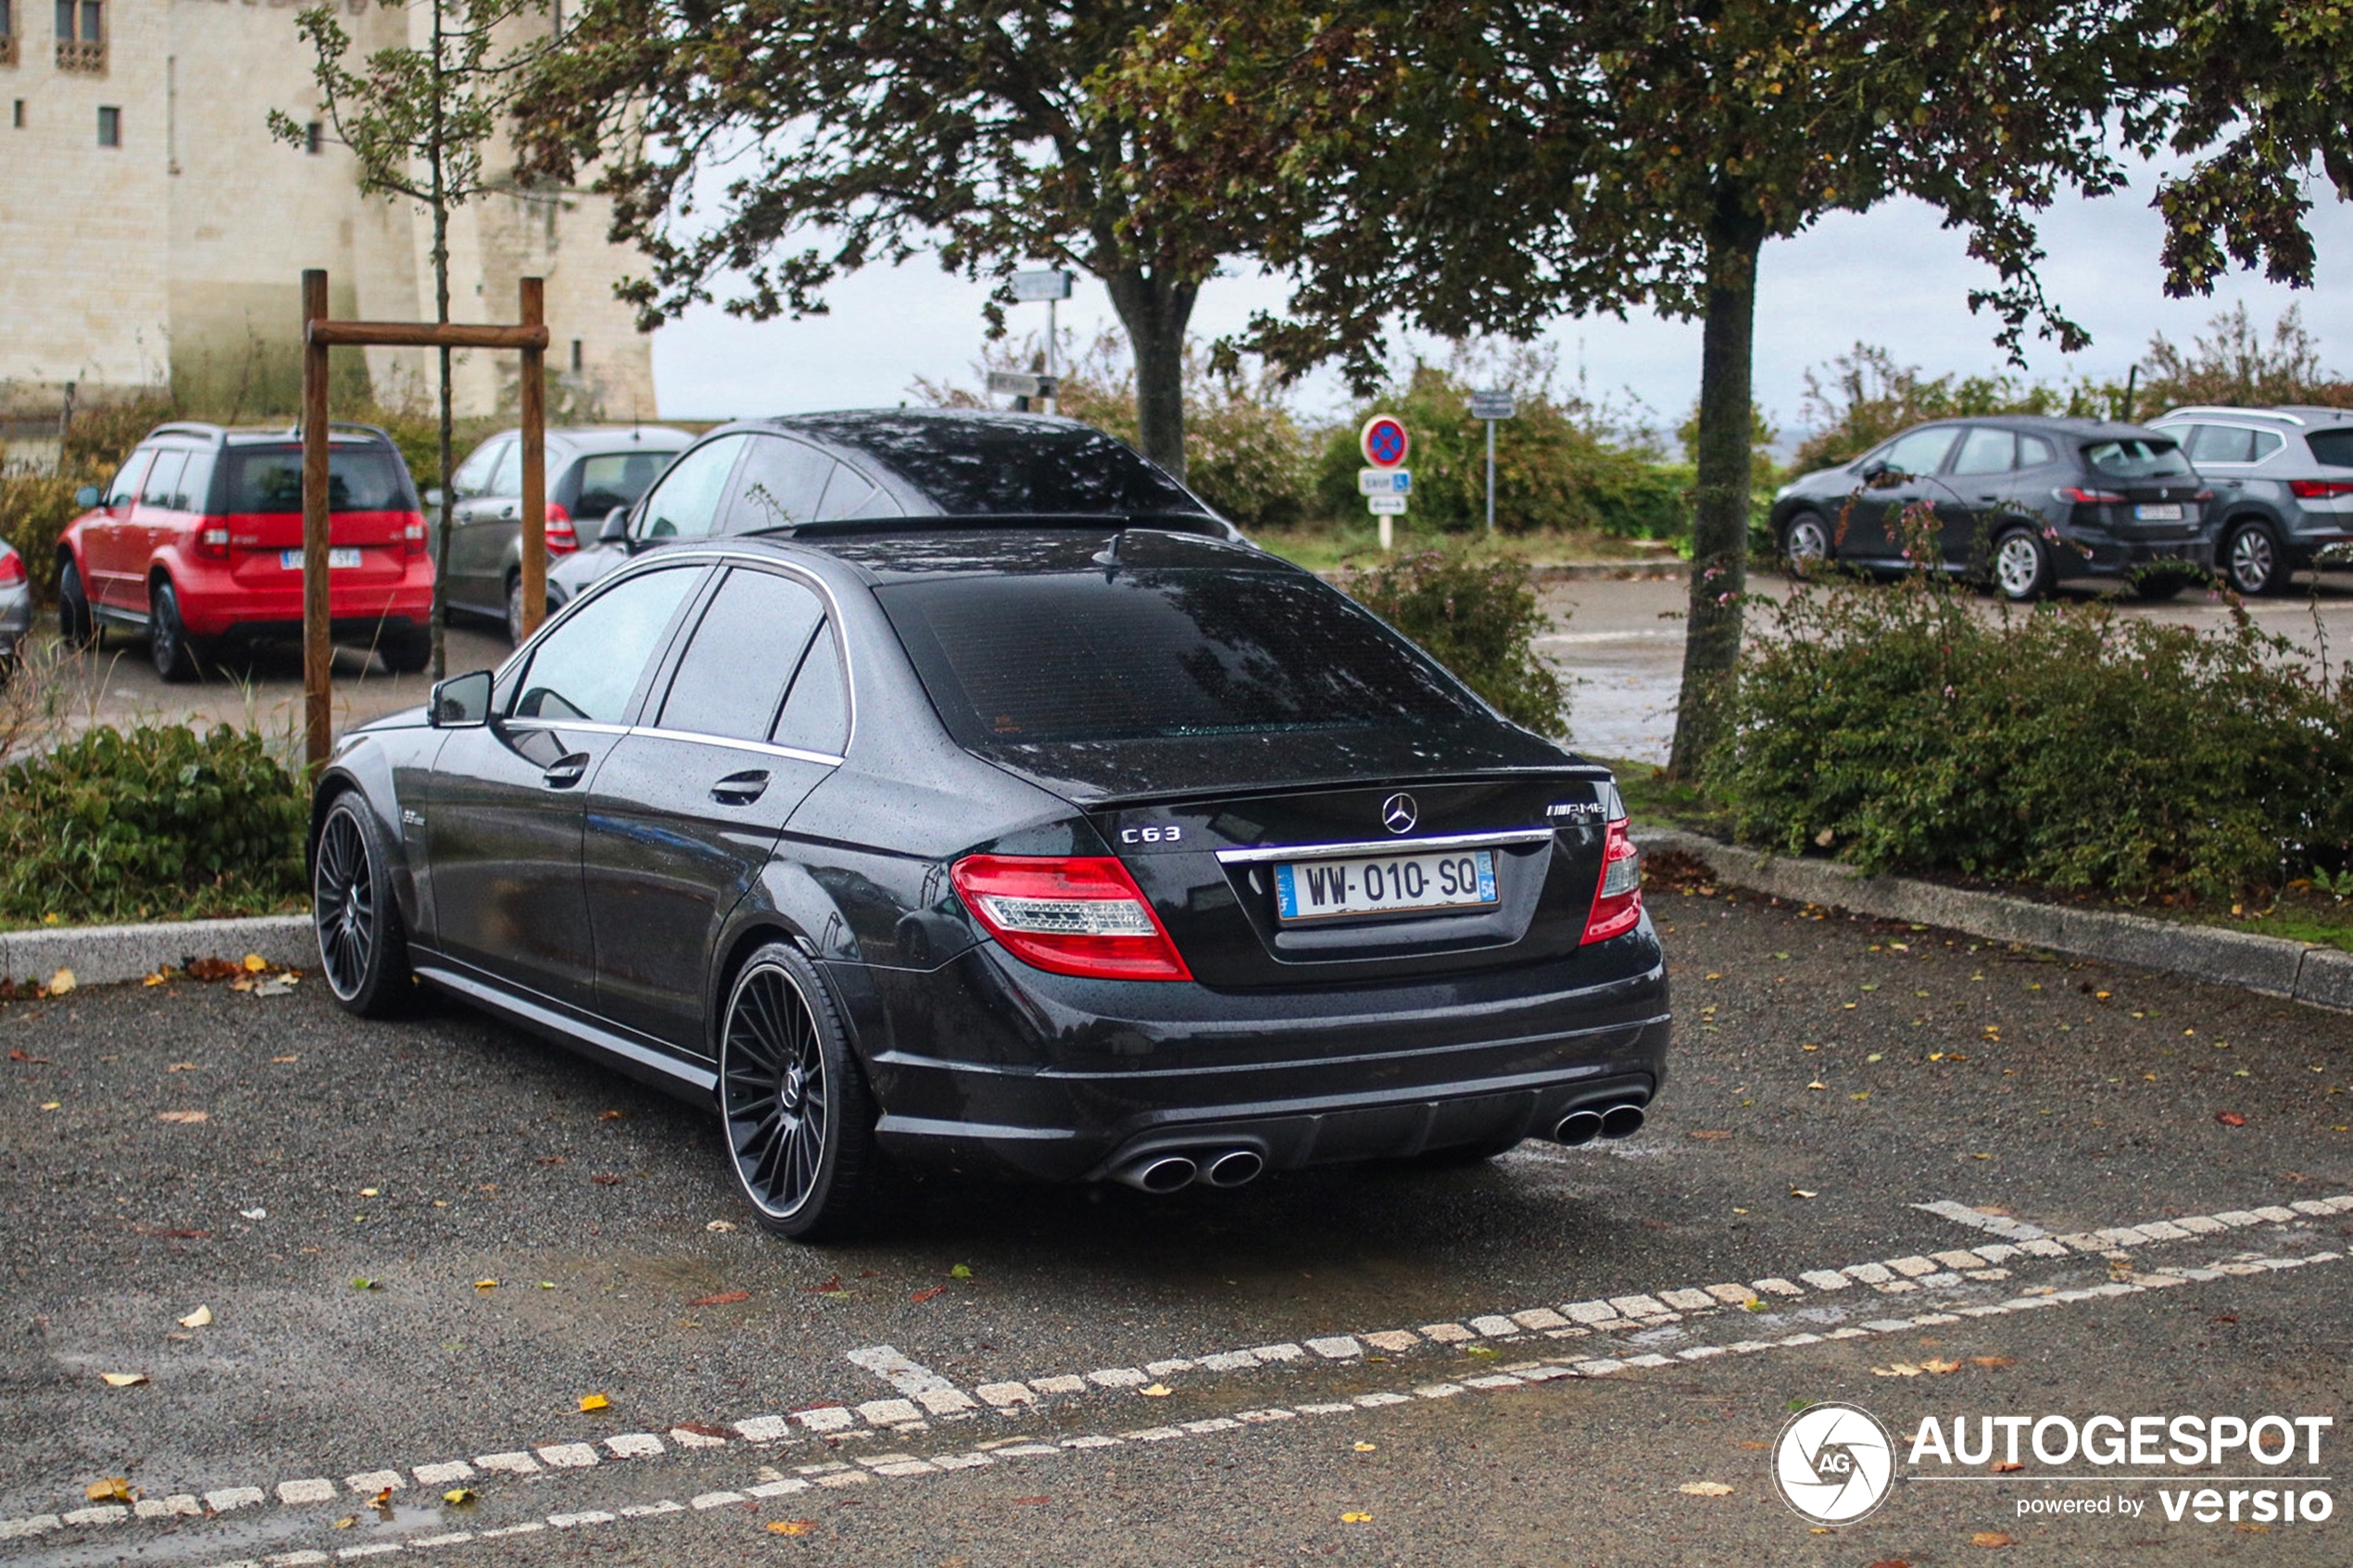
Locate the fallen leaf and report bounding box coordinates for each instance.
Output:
[598,1109,626,1121]
[592,1174,625,1186]
[333,1515,356,1530]
[8,1048,50,1063]
[1971,1531,2013,1548]
[1736,1440,1771,1451]
[1991,1461,2024,1473]
[368,1487,394,1511]
[2217,1111,2247,1127]
[185,958,240,982]
[1354,1442,1377,1452]
[1870,1363,1923,1378]
[100,1373,147,1387]
[443,1487,476,1506]
[359,1187,380,1198]
[578,1393,610,1412]
[1790,1188,1818,1198]
[271,1055,297,1063]
[689,1290,750,1307]
[802,1274,843,1295]
[352,1277,378,1290]
[473,1279,498,1291]
[1464,1345,1499,1360]
[910,1286,947,1304]
[1806,1080,1827,1091]
[1920,1358,1961,1374]
[242,954,269,972]
[1678,1482,1734,1497]
[767,1519,817,1535]
[85,1477,133,1502]
[1341,1511,1374,1522]
[1140,1384,1172,1398]
[167,1061,199,1073]
[1867,1561,1914,1568]
[144,972,170,986]
[1690,1130,1733,1140]
[950,1263,974,1279]
[705,1220,737,1233]
[156,1110,208,1124]
[48,968,76,995]
[40,1100,59,1110]
[1971,1356,2014,1368]
[177,1305,212,1328]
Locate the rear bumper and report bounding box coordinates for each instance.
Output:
[175,552,434,637]
[845,930,1671,1181]
[2051,533,2213,580]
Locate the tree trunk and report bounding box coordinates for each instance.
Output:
[1666,201,1764,782]
[1103,268,1197,479]
[428,0,453,682]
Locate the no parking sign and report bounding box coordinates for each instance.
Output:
[1360,414,1409,469]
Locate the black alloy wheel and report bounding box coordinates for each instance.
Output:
[314,795,415,1016]
[150,580,202,683]
[717,942,879,1240]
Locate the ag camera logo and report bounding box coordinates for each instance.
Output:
[1774,1401,1898,1524]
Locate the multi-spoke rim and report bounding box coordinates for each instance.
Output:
[1995,534,2041,598]
[721,963,829,1219]
[2231,527,2275,592]
[1785,516,1828,571]
[313,805,375,1000]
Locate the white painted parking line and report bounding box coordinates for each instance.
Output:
[1912,1198,2051,1240]
[846,1344,958,1397]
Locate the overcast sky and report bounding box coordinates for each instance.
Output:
[648,161,2353,449]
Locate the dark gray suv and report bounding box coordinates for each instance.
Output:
[1769,416,2214,600]
[2145,407,2353,595]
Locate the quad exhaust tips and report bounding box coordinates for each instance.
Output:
[1112,1147,1265,1192]
[1552,1100,1646,1146]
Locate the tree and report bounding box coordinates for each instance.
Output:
[1114,1,2155,774]
[514,0,1253,477]
[271,0,550,679]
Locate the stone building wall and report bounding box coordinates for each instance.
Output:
[0,0,657,421]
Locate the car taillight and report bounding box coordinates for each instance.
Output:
[401,515,427,558]
[544,503,577,555]
[195,526,231,561]
[2290,479,2353,499]
[950,854,1192,982]
[2053,486,2126,505]
[1580,816,1643,945]
[0,548,23,587]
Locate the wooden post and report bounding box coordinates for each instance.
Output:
[518,277,547,641]
[301,269,333,773]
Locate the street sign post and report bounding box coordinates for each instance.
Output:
[1366,495,1408,515]
[1359,415,1409,550]
[987,369,1060,408]
[1469,390,1516,533]
[1009,269,1075,413]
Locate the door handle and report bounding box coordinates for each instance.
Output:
[711,769,770,805]
[542,751,591,788]
[1976,494,2000,502]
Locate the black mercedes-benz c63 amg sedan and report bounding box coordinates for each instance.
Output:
[310,525,1668,1239]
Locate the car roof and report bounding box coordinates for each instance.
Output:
[1924,414,2174,441]
[472,424,698,450]
[141,421,399,449]
[2152,405,2353,428]
[619,527,1293,592]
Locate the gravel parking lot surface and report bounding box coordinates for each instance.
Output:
[5,884,2348,1564]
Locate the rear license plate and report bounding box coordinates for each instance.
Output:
[2134,503,2183,522]
[1274,849,1498,922]
[281,548,364,570]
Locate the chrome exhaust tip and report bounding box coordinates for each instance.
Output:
[1202,1148,1265,1188]
[1552,1110,1604,1147]
[1599,1102,1646,1140]
[1118,1155,1199,1194]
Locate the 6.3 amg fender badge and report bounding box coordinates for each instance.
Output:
[1380,793,1418,834]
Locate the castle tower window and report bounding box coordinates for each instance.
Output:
[95,102,118,145]
[305,119,322,155]
[1,0,19,69]
[571,339,583,373]
[55,0,100,71]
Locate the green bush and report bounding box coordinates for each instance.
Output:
[1347,550,1569,738]
[1316,365,1689,539]
[0,472,86,607]
[0,723,308,926]
[1711,561,2353,901]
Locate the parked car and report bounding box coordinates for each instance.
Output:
[544,408,1243,616]
[310,527,1666,1239]
[2144,406,2353,596]
[1769,416,2214,600]
[0,538,29,676]
[435,424,693,643]
[58,422,434,680]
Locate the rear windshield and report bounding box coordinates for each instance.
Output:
[880,571,1478,746]
[2307,429,2353,469]
[786,413,1203,518]
[222,446,416,513]
[2082,439,2192,481]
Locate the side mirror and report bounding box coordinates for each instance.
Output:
[1856,459,1889,483]
[430,668,494,728]
[597,505,632,545]
[74,485,100,508]
[422,486,445,509]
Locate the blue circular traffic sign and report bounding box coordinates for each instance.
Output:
[1361,414,1409,469]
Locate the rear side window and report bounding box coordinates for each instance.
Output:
[638,434,748,541]
[223,446,414,512]
[724,436,835,532]
[488,442,525,497]
[773,621,849,755]
[574,451,672,518]
[180,450,216,512]
[2182,424,2282,464]
[880,570,1477,746]
[658,568,825,743]
[514,565,700,723]
[792,413,1200,517]
[2082,439,2192,480]
[452,437,509,497]
[140,450,189,508]
[2309,430,2353,469]
[2018,434,2057,467]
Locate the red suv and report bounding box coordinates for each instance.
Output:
[59,422,434,680]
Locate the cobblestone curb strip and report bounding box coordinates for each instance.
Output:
[1634,828,2352,1014]
[0,914,312,988]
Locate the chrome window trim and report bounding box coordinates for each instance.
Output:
[1214,827,1558,865]
[627,724,844,769]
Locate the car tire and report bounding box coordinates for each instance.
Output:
[149,580,204,682]
[57,556,93,647]
[1781,510,1832,578]
[1991,527,2052,602]
[313,792,417,1018]
[506,574,526,646]
[716,941,882,1242]
[2223,521,2288,596]
[379,626,432,674]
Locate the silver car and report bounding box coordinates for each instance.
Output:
[0,537,30,672]
[2147,406,2353,595]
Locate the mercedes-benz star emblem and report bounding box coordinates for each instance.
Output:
[1380,793,1418,834]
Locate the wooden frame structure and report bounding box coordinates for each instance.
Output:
[298,267,551,769]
